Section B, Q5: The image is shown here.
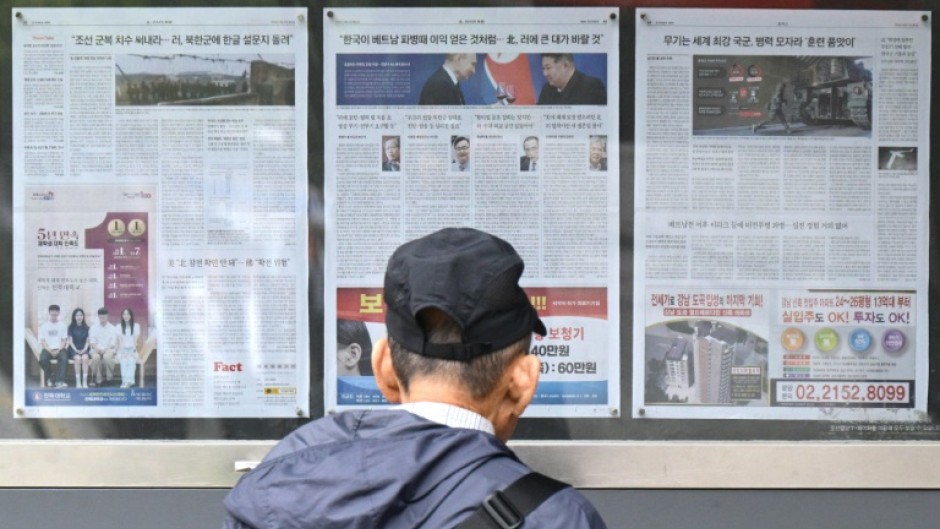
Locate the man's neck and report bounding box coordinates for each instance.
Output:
[396,401,495,435]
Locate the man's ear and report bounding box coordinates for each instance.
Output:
[507,354,540,417]
[491,353,541,442]
[372,338,402,403]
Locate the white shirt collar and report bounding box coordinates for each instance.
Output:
[442,64,459,85]
[395,401,495,436]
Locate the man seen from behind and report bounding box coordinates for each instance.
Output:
[222,227,607,529]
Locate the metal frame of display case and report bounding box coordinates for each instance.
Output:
[4,441,940,488]
[2,1,939,495]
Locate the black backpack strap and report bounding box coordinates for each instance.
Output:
[454,472,570,529]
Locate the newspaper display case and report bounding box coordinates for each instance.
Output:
[1,0,940,496]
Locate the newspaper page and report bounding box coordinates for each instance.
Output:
[323,7,620,418]
[12,8,309,418]
[634,8,930,421]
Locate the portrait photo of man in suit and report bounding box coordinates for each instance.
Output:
[537,53,606,106]
[520,136,539,172]
[589,135,608,171]
[382,136,401,172]
[419,54,478,105]
[451,136,471,172]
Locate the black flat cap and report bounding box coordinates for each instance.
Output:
[384,228,546,362]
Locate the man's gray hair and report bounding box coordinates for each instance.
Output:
[389,308,530,399]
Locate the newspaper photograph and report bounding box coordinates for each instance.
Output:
[12,8,309,418]
[324,7,620,418]
[634,8,930,420]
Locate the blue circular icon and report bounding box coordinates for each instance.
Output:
[848,328,872,353]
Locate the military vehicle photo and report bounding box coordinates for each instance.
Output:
[692,54,873,137]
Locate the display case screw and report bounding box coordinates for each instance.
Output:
[638,408,646,416]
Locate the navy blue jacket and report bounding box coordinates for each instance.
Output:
[222,409,607,529]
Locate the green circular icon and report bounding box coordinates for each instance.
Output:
[814,327,839,352]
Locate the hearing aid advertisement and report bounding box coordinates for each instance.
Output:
[324,7,621,418]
